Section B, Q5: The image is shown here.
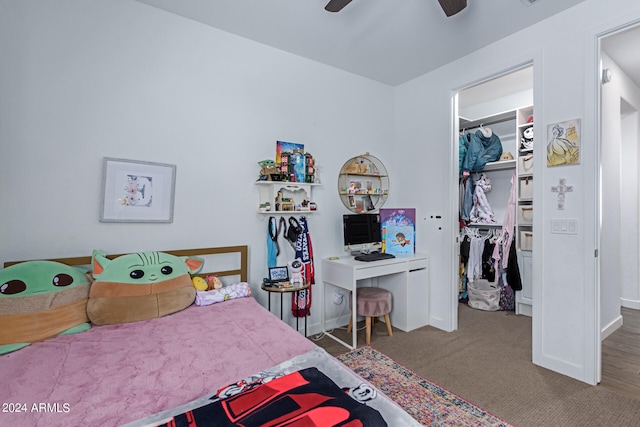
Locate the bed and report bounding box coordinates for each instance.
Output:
[0,246,419,427]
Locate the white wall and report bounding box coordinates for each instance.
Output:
[601,52,640,319]
[6,0,640,385]
[0,0,396,332]
[394,0,640,384]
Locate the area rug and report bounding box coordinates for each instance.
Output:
[336,346,513,426]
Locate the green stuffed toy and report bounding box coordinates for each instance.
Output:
[87,251,204,325]
[0,261,92,355]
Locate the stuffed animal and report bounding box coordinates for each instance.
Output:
[206,275,222,290]
[0,261,92,354]
[258,160,278,180]
[192,276,208,291]
[87,251,204,325]
[287,258,304,286]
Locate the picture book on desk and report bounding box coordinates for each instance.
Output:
[380,208,416,255]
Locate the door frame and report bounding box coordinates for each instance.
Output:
[591,16,640,384]
[448,54,540,333]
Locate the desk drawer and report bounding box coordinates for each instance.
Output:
[354,262,406,280]
[408,258,428,271]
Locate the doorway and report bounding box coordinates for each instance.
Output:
[598,22,640,397]
[454,65,534,324]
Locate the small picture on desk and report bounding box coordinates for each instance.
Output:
[268,266,289,282]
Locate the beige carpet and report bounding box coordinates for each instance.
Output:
[314,304,640,427]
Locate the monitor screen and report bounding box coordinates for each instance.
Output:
[343,214,382,252]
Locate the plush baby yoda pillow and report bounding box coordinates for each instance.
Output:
[0,261,92,355]
[87,251,204,325]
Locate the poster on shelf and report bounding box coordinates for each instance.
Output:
[276,141,304,164]
[291,150,306,183]
[380,208,416,255]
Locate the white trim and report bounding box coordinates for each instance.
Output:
[621,298,640,310]
[449,57,538,335]
[588,15,640,386]
[601,314,623,341]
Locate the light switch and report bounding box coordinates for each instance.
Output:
[551,219,578,234]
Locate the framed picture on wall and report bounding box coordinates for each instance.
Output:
[546,118,581,167]
[100,158,176,223]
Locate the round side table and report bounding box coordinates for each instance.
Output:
[261,282,310,336]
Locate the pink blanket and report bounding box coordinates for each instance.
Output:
[0,297,315,426]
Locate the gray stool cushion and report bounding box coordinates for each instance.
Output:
[349,287,392,317]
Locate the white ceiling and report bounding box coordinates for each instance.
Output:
[134,0,587,86]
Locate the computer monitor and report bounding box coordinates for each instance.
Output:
[343,213,382,254]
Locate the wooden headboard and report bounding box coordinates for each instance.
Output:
[3,246,248,282]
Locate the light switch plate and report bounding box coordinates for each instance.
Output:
[551,218,578,234]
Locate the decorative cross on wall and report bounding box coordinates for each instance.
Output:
[551,178,573,210]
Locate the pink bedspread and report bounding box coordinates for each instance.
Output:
[0,297,315,427]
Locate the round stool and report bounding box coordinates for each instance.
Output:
[346,287,393,345]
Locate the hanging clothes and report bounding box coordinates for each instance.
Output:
[500,173,517,269]
[469,173,496,224]
[266,217,278,268]
[460,176,474,222]
[266,216,287,268]
[466,234,486,283]
[459,133,469,175]
[506,237,522,292]
[481,238,496,281]
[292,216,314,318]
[461,128,503,173]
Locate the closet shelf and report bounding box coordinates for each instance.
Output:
[482,159,516,172]
[465,223,502,228]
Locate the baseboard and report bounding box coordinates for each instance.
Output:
[601,314,623,341]
[621,298,640,310]
[516,302,532,317]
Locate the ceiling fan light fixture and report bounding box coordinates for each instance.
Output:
[438,0,467,17]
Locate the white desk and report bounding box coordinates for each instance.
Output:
[321,254,429,349]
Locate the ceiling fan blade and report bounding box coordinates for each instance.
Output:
[438,0,467,17]
[325,0,353,12]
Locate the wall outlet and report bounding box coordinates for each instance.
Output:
[333,291,344,305]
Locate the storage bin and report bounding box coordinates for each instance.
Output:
[518,154,533,175]
[519,177,533,199]
[468,279,500,311]
[517,205,533,225]
[520,230,533,251]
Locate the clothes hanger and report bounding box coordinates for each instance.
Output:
[479,123,493,138]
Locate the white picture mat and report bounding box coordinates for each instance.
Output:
[100,158,176,223]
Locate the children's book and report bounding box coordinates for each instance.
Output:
[380,208,416,255]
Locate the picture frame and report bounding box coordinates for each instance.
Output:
[546,118,581,167]
[362,194,375,211]
[268,266,289,282]
[100,157,176,223]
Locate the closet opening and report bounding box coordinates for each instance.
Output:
[454,65,534,327]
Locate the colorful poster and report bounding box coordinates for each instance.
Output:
[276,141,304,164]
[379,208,416,255]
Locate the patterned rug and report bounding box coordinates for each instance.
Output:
[336,346,513,426]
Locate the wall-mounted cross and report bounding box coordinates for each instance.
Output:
[551,178,573,210]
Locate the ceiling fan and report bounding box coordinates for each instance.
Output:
[325,0,467,17]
